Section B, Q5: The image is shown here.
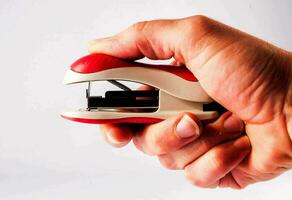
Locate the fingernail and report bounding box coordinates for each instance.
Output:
[87,38,108,52]
[223,114,244,133]
[234,136,250,150]
[106,134,129,147]
[176,115,200,138]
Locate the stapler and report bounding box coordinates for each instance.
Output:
[61,53,225,124]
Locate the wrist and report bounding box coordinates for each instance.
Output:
[275,51,292,169]
[284,53,292,142]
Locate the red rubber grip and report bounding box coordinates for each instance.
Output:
[70,53,197,81]
[61,115,163,124]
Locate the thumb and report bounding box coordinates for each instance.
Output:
[133,113,202,156]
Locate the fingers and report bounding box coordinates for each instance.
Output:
[99,111,249,190]
[88,19,180,60]
[133,113,202,155]
[218,172,242,189]
[170,60,185,67]
[184,135,250,188]
[158,112,244,169]
[99,124,134,148]
[88,16,212,63]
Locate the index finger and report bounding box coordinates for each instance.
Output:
[87,16,209,63]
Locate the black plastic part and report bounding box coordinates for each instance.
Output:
[87,90,159,109]
[105,90,158,99]
[87,89,226,114]
[203,102,227,115]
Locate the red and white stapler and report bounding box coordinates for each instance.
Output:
[61,54,225,124]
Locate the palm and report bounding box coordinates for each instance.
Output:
[185,28,291,187]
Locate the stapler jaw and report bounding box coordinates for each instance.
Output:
[61,53,224,124]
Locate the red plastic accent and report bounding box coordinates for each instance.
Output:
[61,115,163,124]
[70,53,197,81]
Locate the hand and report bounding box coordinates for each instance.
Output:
[88,15,292,189]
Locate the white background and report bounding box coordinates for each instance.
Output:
[0,0,292,199]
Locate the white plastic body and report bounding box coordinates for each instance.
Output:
[61,90,218,121]
[64,66,212,102]
[62,66,217,121]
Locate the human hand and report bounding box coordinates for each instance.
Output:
[88,15,292,189]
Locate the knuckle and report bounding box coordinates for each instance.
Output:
[158,155,178,170]
[182,15,213,34]
[208,149,226,171]
[270,146,292,166]
[150,136,168,155]
[256,152,282,173]
[269,150,285,164]
[236,182,248,190]
[196,137,210,151]
[184,166,210,188]
[193,15,211,26]
[255,140,291,173]
[133,134,167,156]
[255,159,275,174]
[130,21,149,34]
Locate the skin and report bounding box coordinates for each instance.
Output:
[88,15,292,189]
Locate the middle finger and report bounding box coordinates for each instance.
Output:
[158,112,244,169]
